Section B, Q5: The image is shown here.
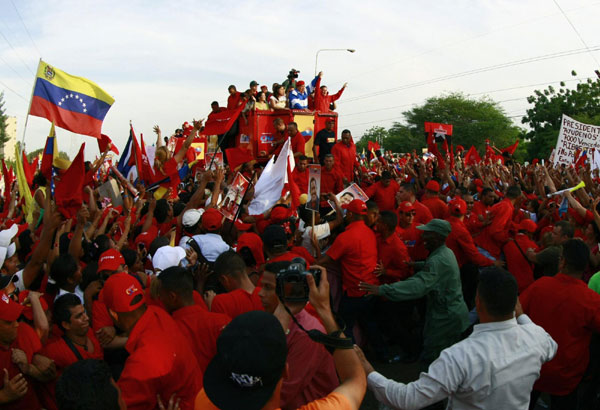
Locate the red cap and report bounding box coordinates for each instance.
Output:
[270,207,290,223]
[518,219,537,233]
[342,199,367,215]
[202,208,223,231]
[102,273,145,313]
[134,226,158,250]
[234,220,252,231]
[473,179,484,187]
[18,291,49,321]
[296,80,305,86]
[0,292,24,321]
[398,201,415,213]
[237,232,265,267]
[449,198,467,215]
[98,249,125,272]
[425,180,440,192]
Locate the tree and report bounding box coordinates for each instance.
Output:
[357,92,521,155]
[356,126,388,153]
[402,93,520,152]
[521,71,600,160]
[27,148,70,162]
[0,92,9,157]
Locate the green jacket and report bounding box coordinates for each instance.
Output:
[379,245,469,362]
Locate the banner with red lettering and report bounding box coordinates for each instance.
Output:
[553,114,600,167]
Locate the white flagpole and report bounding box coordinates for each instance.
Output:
[20,58,41,150]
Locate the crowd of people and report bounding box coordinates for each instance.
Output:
[2,70,600,410]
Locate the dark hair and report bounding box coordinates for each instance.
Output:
[481,187,494,197]
[120,248,138,269]
[562,238,590,273]
[265,261,291,275]
[399,182,416,194]
[172,202,185,218]
[32,172,47,188]
[149,237,170,257]
[214,250,246,278]
[379,211,398,231]
[298,155,309,161]
[477,267,518,317]
[555,220,574,239]
[55,359,120,410]
[92,235,112,261]
[341,129,351,135]
[17,229,34,263]
[211,101,219,106]
[154,199,170,223]
[158,266,194,299]
[365,200,379,211]
[239,247,257,268]
[288,122,298,129]
[324,153,334,160]
[59,232,72,255]
[50,254,79,289]
[53,293,83,331]
[506,185,521,199]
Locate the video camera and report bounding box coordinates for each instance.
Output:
[276,258,321,303]
[287,68,300,82]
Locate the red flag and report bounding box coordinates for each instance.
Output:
[2,160,13,204]
[464,146,481,166]
[139,134,155,185]
[286,159,300,211]
[225,146,255,172]
[367,141,381,152]
[21,151,34,188]
[426,134,446,169]
[55,143,85,219]
[98,134,120,155]
[202,105,243,135]
[501,140,519,155]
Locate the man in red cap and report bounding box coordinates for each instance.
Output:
[445,197,498,309]
[103,272,201,410]
[468,188,495,235]
[502,219,538,293]
[0,293,55,409]
[421,180,448,219]
[396,201,428,261]
[317,199,391,361]
[396,182,433,226]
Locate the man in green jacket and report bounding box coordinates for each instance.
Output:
[360,219,469,364]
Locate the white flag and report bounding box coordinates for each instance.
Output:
[248,138,292,215]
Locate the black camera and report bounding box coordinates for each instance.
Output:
[276,258,321,303]
[287,68,300,81]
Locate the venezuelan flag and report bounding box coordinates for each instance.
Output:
[29,60,114,138]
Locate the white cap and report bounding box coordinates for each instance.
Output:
[0,225,19,268]
[152,246,187,273]
[182,208,205,228]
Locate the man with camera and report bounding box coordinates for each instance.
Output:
[257,259,338,409]
[196,264,366,410]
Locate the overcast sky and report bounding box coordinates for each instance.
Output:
[1,0,600,159]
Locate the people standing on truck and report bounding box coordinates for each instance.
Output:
[313,119,337,165]
[289,76,318,110]
[269,85,287,110]
[226,85,243,109]
[314,71,347,112]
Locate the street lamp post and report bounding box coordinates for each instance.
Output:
[314,48,356,76]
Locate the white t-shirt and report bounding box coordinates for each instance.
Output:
[299,221,331,257]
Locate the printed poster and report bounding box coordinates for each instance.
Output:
[218,172,249,220]
[306,164,321,211]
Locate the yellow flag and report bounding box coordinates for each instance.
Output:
[15,145,34,224]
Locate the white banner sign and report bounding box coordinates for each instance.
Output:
[553,114,600,166]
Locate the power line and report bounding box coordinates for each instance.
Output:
[0,27,35,76]
[552,0,600,67]
[9,0,42,58]
[340,46,600,104]
[0,79,28,101]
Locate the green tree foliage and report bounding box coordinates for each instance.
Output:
[357,93,520,154]
[521,72,600,160]
[0,92,9,156]
[27,148,70,163]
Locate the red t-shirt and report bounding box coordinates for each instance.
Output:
[502,234,538,293]
[446,216,494,268]
[38,329,104,410]
[331,142,356,182]
[0,323,42,410]
[327,220,379,297]
[227,92,242,110]
[172,305,230,385]
[475,198,515,258]
[210,287,264,318]
[118,306,202,410]
[521,274,600,395]
[411,200,433,225]
[320,168,343,200]
[364,180,400,212]
[396,223,428,261]
[421,196,449,220]
[376,232,411,283]
[291,132,306,156]
[292,167,309,195]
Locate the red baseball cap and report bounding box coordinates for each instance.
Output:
[103,273,145,313]
[202,208,223,231]
[398,201,415,213]
[98,249,125,272]
[342,199,367,215]
[234,220,252,232]
[425,180,440,192]
[237,232,265,267]
[518,219,537,233]
[449,198,467,215]
[134,226,158,250]
[270,206,290,223]
[296,80,305,86]
[0,292,23,321]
